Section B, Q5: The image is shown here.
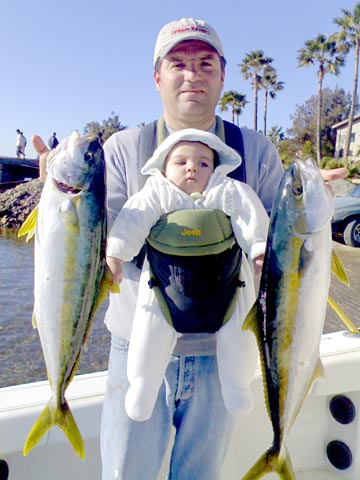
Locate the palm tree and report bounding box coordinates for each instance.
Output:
[297,34,345,165]
[238,50,273,131]
[218,91,247,125]
[260,66,285,135]
[268,125,285,150]
[334,3,360,163]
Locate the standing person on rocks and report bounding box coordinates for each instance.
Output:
[16,129,22,158]
[48,132,59,150]
[20,132,27,158]
[31,17,348,480]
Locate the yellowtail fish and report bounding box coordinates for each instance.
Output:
[242,157,336,479]
[18,131,118,459]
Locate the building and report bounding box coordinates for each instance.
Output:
[332,113,360,163]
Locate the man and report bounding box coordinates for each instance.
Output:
[101,19,283,480]
[32,18,347,480]
[101,18,348,480]
[48,132,59,150]
[16,130,27,159]
[20,131,27,158]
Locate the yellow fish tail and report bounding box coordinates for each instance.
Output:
[23,398,85,460]
[242,444,295,480]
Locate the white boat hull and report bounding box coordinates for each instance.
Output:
[1,330,360,480]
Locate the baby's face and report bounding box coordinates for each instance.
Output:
[163,141,214,195]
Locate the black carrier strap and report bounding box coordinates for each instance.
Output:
[221,120,247,184]
[138,120,158,171]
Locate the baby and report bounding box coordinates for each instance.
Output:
[107,128,269,421]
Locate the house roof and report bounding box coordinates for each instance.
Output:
[332,113,360,130]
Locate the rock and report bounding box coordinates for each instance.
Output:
[0,179,43,230]
[329,179,357,197]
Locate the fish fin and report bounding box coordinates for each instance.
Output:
[31,311,38,328]
[18,206,38,241]
[64,351,83,389]
[23,398,85,460]
[59,200,80,234]
[242,300,261,333]
[78,267,120,351]
[306,358,325,395]
[95,266,120,309]
[298,240,313,275]
[331,249,350,286]
[242,300,274,420]
[328,295,359,334]
[242,444,295,480]
[289,358,325,429]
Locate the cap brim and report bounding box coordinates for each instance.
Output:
[156,36,223,65]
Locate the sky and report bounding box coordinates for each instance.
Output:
[0,0,357,159]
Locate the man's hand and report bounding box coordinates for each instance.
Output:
[253,254,264,276]
[32,135,49,182]
[106,256,124,285]
[320,167,349,195]
[320,167,348,182]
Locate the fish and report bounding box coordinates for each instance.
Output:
[241,157,336,480]
[18,131,118,459]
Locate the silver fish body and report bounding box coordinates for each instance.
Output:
[21,131,111,459]
[242,158,334,479]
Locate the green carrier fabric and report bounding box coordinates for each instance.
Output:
[146,209,244,334]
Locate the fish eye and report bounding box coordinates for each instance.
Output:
[292,183,303,196]
[84,152,93,162]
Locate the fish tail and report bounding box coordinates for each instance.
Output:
[242,445,295,480]
[23,398,85,459]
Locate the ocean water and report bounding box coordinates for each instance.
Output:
[0,231,111,388]
[0,230,357,389]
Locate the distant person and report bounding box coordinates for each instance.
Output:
[16,129,22,158]
[48,132,59,150]
[20,132,27,158]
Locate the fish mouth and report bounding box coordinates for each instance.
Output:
[56,180,82,195]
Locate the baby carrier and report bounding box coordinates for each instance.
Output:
[146,209,245,334]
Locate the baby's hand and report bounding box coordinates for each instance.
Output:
[253,254,264,276]
[106,256,124,284]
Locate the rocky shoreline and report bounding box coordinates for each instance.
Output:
[0,179,43,230]
[0,177,356,231]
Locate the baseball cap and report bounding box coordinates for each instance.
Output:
[141,129,241,175]
[153,18,225,67]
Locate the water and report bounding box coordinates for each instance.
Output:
[0,231,358,389]
[0,231,111,388]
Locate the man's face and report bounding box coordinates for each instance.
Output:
[163,141,214,195]
[154,40,225,129]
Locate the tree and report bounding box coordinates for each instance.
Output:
[218,91,247,125]
[260,66,285,135]
[267,125,285,150]
[238,50,273,131]
[297,34,345,165]
[287,87,353,157]
[334,3,360,162]
[84,111,127,143]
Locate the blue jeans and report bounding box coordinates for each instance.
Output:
[101,336,235,480]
